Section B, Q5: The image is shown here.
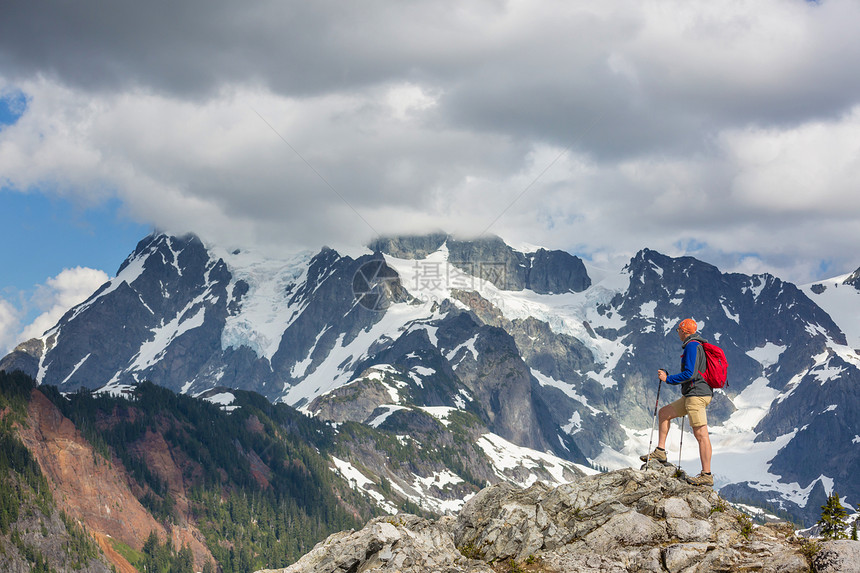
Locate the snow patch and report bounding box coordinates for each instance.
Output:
[203,391,238,412]
[801,273,860,351]
[531,369,601,413]
[408,365,435,386]
[129,303,206,372]
[639,301,657,318]
[446,334,479,363]
[721,300,740,323]
[290,328,328,379]
[476,432,597,488]
[746,343,787,369]
[218,248,314,360]
[284,303,434,407]
[419,406,458,427]
[367,405,408,428]
[94,381,137,399]
[331,457,398,514]
[562,412,583,435]
[61,353,91,385]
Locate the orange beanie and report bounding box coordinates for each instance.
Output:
[678,318,697,336]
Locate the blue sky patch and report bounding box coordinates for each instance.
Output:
[0,89,28,128]
[0,190,151,293]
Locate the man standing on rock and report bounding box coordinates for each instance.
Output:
[640,318,714,486]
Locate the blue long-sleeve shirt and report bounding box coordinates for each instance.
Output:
[667,336,713,397]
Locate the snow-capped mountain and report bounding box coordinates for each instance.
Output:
[2,231,858,525]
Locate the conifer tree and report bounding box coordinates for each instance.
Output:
[818,492,849,539]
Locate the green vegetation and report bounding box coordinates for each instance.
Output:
[737,513,754,539]
[60,511,101,569]
[9,528,55,573]
[798,538,821,573]
[140,531,194,573]
[0,375,54,534]
[709,498,728,514]
[458,541,482,560]
[35,378,377,572]
[108,536,144,568]
[343,408,486,491]
[817,492,849,539]
[1,371,105,571]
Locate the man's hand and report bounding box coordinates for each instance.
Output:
[657,369,668,382]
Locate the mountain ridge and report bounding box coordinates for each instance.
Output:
[2,230,859,528]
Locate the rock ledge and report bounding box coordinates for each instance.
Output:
[257,464,859,573]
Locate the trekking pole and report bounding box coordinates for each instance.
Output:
[645,373,664,466]
[678,416,685,475]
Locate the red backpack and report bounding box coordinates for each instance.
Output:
[698,342,728,389]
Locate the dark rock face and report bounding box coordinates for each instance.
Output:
[368,233,448,259]
[446,236,591,294]
[843,267,860,289]
[758,367,860,498]
[372,233,591,294]
[0,338,42,378]
[527,248,591,294]
[20,234,239,395]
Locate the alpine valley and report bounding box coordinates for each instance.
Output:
[2,231,859,571]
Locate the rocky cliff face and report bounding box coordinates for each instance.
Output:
[16,388,214,572]
[371,234,592,294]
[843,266,860,289]
[256,464,860,573]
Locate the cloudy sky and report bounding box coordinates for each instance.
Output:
[2,0,860,353]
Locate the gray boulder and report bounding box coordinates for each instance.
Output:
[256,514,491,573]
[812,540,860,573]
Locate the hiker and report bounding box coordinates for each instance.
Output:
[640,318,714,486]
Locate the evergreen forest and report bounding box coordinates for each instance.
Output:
[1,371,381,573]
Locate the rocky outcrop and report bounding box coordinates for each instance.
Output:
[0,337,43,379]
[843,266,860,290]
[256,464,860,573]
[0,501,112,573]
[813,540,860,573]
[258,515,491,573]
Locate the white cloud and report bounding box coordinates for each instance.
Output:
[1,1,860,285]
[723,108,860,215]
[0,298,22,356]
[18,267,109,342]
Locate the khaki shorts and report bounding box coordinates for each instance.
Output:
[667,396,712,428]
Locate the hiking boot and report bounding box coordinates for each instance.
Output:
[639,448,667,463]
[686,472,714,486]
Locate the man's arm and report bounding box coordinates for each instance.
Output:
[666,341,700,385]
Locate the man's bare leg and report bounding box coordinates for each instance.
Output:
[656,405,675,449]
[692,424,711,474]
